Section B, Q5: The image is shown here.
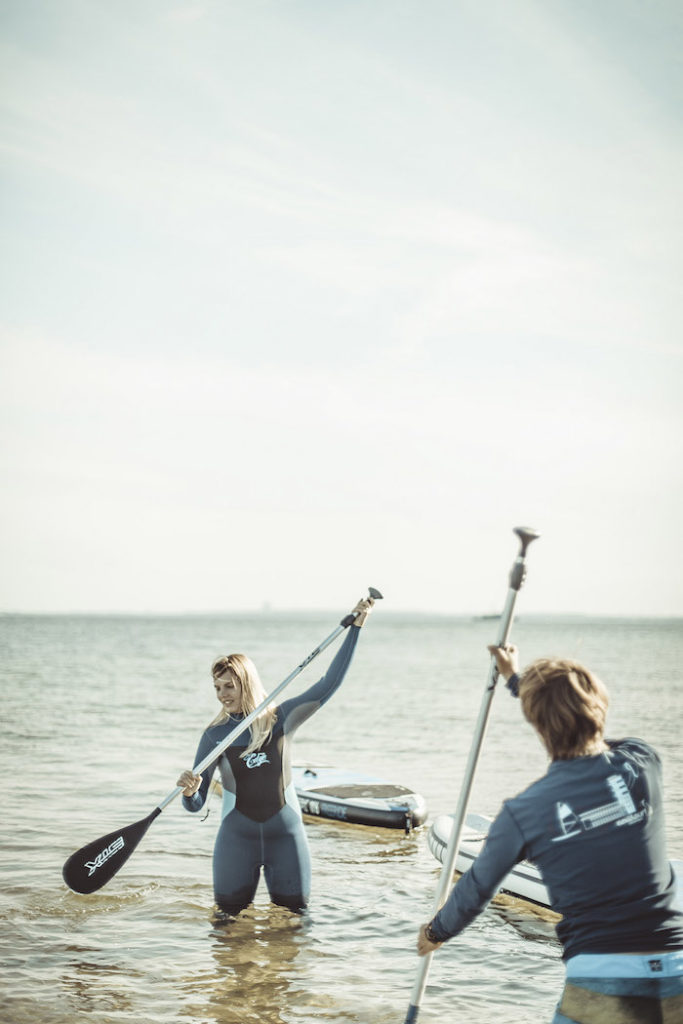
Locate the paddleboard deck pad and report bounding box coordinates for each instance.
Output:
[428,812,683,912]
[293,765,428,831]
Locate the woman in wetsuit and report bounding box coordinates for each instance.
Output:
[177,597,373,915]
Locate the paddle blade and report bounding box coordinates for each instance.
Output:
[62,807,161,894]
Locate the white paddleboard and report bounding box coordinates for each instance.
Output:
[293,764,428,831]
[428,812,683,912]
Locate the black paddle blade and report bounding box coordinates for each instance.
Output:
[62,807,161,894]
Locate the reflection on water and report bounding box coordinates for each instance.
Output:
[190,907,307,1024]
[1,613,681,1023]
[489,892,560,945]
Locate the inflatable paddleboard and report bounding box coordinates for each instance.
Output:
[428,812,683,911]
[293,764,428,832]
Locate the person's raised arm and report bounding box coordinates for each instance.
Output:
[280,596,374,731]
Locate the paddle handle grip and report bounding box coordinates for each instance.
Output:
[340,586,383,626]
[509,527,540,590]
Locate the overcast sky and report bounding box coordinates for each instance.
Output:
[1,0,681,616]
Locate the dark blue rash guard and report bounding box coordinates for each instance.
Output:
[182,625,361,913]
[431,737,683,960]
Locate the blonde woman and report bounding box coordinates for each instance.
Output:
[418,645,683,1023]
[177,597,373,916]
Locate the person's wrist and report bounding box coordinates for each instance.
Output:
[425,922,442,944]
[506,672,520,697]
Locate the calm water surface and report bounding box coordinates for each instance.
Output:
[1,612,682,1023]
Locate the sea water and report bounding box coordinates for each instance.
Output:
[1,612,682,1024]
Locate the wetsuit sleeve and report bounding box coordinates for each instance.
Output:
[181,729,220,813]
[430,804,527,941]
[279,625,361,735]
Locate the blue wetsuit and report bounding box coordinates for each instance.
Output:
[183,625,360,914]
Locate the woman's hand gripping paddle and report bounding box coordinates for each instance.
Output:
[403,529,539,1023]
[62,587,383,895]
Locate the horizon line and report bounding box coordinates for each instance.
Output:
[1,608,681,621]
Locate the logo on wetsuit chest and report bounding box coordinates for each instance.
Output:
[244,752,270,769]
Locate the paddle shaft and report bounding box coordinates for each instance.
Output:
[404,529,539,1023]
[157,620,348,811]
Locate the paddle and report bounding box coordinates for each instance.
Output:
[62,587,383,895]
[403,528,539,1023]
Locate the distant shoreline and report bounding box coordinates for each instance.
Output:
[1,610,681,622]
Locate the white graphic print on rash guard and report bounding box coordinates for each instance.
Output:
[551,768,649,842]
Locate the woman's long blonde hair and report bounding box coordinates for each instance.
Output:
[209,653,277,759]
